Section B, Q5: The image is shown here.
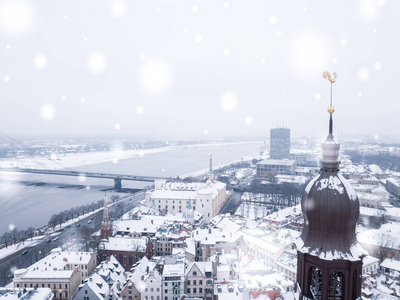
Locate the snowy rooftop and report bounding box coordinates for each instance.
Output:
[99,237,147,252]
[162,263,185,277]
[186,261,213,277]
[114,219,157,234]
[387,177,400,186]
[18,250,94,279]
[263,204,301,223]
[258,159,296,166]
[381,258,400,272]
[152,180,225,200]
[0,288,53,300]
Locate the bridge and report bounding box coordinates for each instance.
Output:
[0,167,177,190]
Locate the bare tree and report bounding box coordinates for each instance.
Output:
[375,232,395,261]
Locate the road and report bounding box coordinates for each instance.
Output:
[219,191,243,215]
[0,191,145,284]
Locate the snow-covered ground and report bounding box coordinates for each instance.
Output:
[0,236,44,260]
[0,146,177,170]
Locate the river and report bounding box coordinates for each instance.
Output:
[0,141,263,234]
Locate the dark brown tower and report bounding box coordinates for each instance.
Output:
[295,73,366,300]
[101,194,112,240]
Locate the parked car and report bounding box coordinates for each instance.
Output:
[76,224,81,227]
[22,250,28,255]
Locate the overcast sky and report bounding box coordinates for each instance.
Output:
[0,0,399,141]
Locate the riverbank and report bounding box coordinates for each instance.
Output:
[0,141,262,172]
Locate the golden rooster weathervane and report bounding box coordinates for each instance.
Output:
[323,71,337,84]
[323,71,337,114]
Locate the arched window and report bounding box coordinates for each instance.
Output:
[329,272,343,300]
[310,267,322,299]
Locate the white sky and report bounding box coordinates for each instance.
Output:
[0,0,399,141]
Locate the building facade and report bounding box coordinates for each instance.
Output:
[256,159,296,178]
[270,127,290,159]
[13,249,96,300]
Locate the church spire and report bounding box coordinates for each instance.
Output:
[101,192,112,240]
[295,72,365,300]
[208,154,214,181]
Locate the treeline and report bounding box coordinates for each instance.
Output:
[47,194,120,230]
[345,150,400,172]
[0,227,36,249]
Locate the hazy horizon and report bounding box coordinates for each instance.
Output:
[1,0,399,141]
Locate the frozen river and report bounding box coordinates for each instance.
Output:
[0,141,263,234]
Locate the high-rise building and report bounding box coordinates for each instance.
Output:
[270,127,290,159]
[295,75,365,300]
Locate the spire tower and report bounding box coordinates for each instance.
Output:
[100,193,112,240]
[208,154,214,181]
[295,72,366,300]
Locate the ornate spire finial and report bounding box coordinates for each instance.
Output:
[321,72,340,169]
[323,71,337,135]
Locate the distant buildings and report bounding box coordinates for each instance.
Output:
[270,127,290,159]
[146,157,227,220]
[256,159,296,178]
[386,177,400,197]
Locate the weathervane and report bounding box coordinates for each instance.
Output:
[322,71,337,135]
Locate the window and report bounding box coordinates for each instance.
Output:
[165,283,168,286]
[199,288,202,293]
[193,288,197,293]
[65,284,68,288]
[42,284,44,287]
[145,288,148,292]
[157,288,160,292]
[193,280,197,285]
[65,292,68,298]
[85,290,88,294]
[151,288,154,292]
[199,280,202,285]
[187,280,190,285]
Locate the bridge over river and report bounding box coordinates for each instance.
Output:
[0,167,177,189]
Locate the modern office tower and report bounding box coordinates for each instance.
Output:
[270,127,290,159]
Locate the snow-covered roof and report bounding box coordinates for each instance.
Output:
[99,237,147,252]
[18,250,95,280]
[0,288,53,300]
[258,159,296,166]
[114,219,157,234]
[381,258,400,272]
[185,261,213,277]
[81,273,110,300]
[162,263,184,277]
